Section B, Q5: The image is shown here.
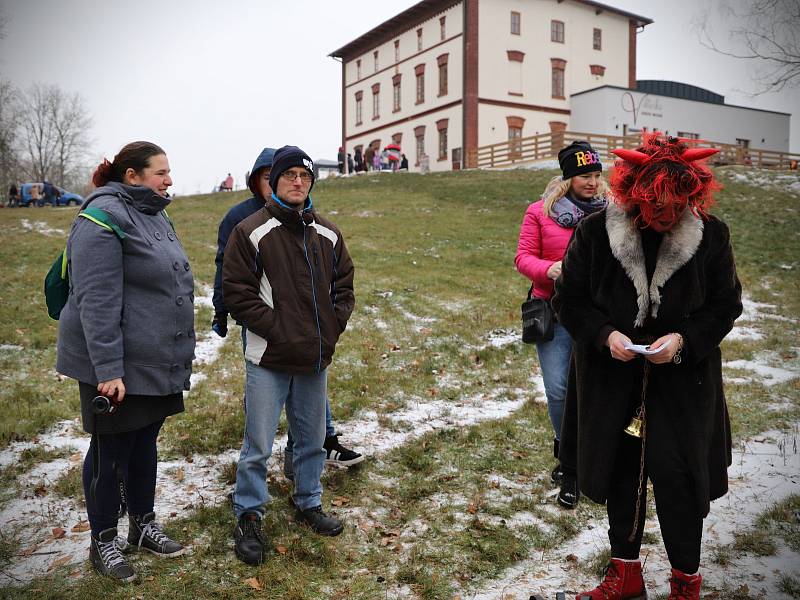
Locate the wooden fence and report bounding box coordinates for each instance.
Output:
[466,131,800,170]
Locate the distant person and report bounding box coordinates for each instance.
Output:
[419,152,430,174]
[223,146,355,565]
[364,146,375,172]
[372,150,381,171]
[43,180,56,206]
[30,183,42,207]
[7,183,19,207]
[553,135,742,599]
[57,141,192,582]
[400,154,408,170]
[337,146,345,174]
[347,153,354,174]
[353,148,364,172]
[223,173,234,191]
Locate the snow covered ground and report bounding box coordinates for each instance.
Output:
[0,292,798,594]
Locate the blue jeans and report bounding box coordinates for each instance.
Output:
[233,362,327,516]
[535,321,573,441]
[240,327,335,450]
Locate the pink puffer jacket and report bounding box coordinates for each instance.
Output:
[515,200,575,300]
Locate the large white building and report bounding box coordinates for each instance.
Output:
[570,81,792,152]
[330,0,651,171]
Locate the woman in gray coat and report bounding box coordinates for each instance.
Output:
[57,141,194,582]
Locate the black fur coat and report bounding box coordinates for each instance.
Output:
[552,202,742,516]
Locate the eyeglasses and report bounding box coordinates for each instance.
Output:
[280,170,312,183]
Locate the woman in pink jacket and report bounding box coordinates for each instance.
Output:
[515,141,608,508]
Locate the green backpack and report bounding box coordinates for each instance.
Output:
[44,206,126,320]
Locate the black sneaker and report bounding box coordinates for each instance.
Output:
[296,505,343,536]
[557,473,580,509]
[128,512,185,558]
[324,435,364,467]
[284,450,294,481]
[234,512,265,565]
[90,527,136,582]
[550,463,564,485]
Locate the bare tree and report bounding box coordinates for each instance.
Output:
[696,0,800,93]
[0,78,21,191]
[18,83,92,187]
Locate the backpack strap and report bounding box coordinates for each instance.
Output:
[78,206,126,239]
[161,208,176,232]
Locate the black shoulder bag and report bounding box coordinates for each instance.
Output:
[521,287,554,343]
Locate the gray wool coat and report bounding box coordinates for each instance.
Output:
[56,182,196,396]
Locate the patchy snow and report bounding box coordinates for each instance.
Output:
[467,428,800,600]
[483,328,520,349]
[724,358,799,386]
[726,168,800,195]
[20,219,65,237]
[0,343,23,351]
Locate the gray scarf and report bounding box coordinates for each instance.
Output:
[551,193,607,228]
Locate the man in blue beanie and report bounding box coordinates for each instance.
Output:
[222,145,356,565]
[213,148,364,480]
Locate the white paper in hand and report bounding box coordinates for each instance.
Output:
[624,339,672,355]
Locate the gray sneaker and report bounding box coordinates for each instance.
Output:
[90,527,136,582]
[128,512,185,558]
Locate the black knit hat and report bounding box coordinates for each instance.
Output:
[269,145,315,194]
[558,141,602,180]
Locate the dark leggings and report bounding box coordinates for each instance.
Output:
[82,419,164,537]
[606,400,703,574]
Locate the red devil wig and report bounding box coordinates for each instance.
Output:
[609,133,721,231]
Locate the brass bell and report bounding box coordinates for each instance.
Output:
[624,415,643,438]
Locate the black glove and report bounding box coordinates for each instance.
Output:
[211,312,228,338]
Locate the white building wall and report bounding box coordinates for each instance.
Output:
[477,0,630,120]
[570,87,791,151]
[477,104,562,149]
[343,3,464,158]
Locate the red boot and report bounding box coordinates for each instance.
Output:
[667,568,701,599]
[575,558,647,599]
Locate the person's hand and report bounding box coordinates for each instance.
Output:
[212,312,228,338]
[645,333,682,364]
[606,330,636,362]
[97,378,125,402]
[546,261,563,280]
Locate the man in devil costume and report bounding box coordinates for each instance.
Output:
[552,134,742,599]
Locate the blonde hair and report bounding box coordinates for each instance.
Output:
[541,174,609,216]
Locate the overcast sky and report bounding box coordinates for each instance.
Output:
[2,0,797,195]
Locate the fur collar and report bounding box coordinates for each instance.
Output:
[605,202,704,327]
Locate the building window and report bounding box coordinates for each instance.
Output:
[392,74,401,112]
[437,119,448,160]
[356,59,361,79]
[415,64,425,104]
[373,50,379,72]
[417,28,423,51]
[593,28,602,50]
[371,83,380,119]
[437,54,449,96]
[551,20,564,43]
[507,51,524,95]
[551,58,566,99]
[394,40,400,63]
[589,64,606,77]
[355,91,363,125]
[511,11,521,35]
[415,125,426,165]
[507,116,525,160]
[677,131,700,140]
[440,16,446,40]
[736,138,750,148]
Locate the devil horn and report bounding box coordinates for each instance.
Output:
[681,147,719,162]
[611,148,651,164]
